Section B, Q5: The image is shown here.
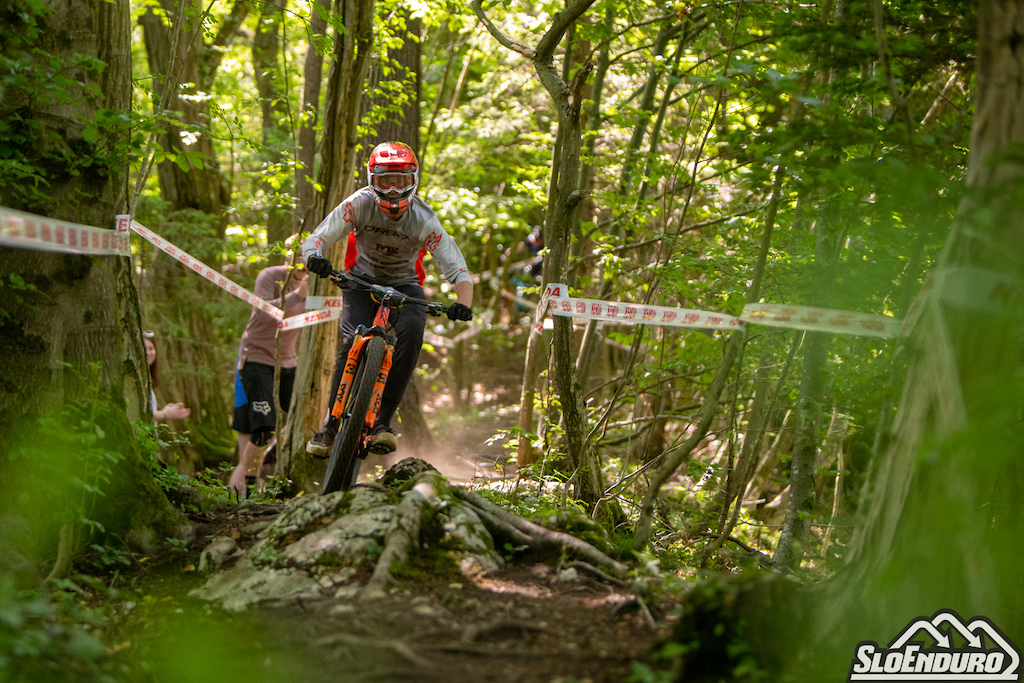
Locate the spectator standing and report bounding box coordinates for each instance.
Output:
[228,263,308,495]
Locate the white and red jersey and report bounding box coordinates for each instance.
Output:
[301,187,472,288]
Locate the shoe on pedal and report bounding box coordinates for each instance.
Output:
[369,426,397,454]
[306,420,338,458]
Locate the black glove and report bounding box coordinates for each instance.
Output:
[306,254,333,277]
[447,303,473,322]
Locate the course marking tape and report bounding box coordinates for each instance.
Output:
[741,303,900,338]
[305,295,344,310]
[0,206,131,256]
[545,283,902,338]
[128,218,284,321]
[546,283,746,330]
[502,288,539,310]
[277,306,340,331]
[0,206,907,341]
[424,332,455,349]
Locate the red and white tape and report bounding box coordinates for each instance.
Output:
[545,283,901,338]
[276,306,340,331]
[4,207,902,340]
[129,219,284,321]
[1,207,131,256]
[546,283,746,330]
[741,303,900,338]
[305,296,344,310]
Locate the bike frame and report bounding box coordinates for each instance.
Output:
[320,269,454,493]
[329,292,399,455]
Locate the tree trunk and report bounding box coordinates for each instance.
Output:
[137,0,251,470]
[772,330,827,570]
[253,0,293,250]
[819,0,1024,652]
[473,0,605,507]
[0,0,182,576]
[279,0,374,491]
[138,0,244,224]
[295,0,330,230]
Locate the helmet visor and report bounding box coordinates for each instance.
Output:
[371,172,416,196]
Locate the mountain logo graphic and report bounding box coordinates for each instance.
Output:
[848,609,1021,681]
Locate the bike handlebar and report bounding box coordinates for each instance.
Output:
[328,269,451,317]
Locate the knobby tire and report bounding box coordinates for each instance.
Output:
[321,336,387,494]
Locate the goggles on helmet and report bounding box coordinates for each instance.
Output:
[370,171,417,197]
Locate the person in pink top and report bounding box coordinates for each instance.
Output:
[302,141,474,458]
[228,262,308,495]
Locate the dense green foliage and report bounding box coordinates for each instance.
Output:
[0,0,977,570]
[0,0,1000,678]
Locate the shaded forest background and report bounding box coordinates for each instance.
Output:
[114,0,973,571]
[3,0,1024,679]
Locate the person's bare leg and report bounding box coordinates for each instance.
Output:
[243,440,266,492]
[228,432,251,495]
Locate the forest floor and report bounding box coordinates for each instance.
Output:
[127,516,673,683]
[119,397,681,683]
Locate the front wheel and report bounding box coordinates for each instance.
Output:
[321,336,387,494]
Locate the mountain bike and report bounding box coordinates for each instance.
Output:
[320,269,457,494]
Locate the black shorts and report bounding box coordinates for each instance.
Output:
[231,362,296,441]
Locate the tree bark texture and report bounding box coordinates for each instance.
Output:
[253,0,293,249]
[137,0,253,469]
[473,0,604,507]
[0,0,182,558]
[771,330,826,571]
[279,0,375,491]
[295,0,330,230]
[837,0,1024,636]
[138,0,243,223]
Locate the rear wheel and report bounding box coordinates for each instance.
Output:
[322,336,387,494]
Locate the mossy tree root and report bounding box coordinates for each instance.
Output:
[452,487,629,577]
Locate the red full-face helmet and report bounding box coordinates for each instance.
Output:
[366,142,419,219]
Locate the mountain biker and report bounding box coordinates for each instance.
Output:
[302,141,474,457]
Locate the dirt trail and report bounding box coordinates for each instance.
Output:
[132,501,667,683]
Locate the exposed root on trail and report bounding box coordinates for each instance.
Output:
[452,487,629,577]
[364,479,438,597]
[192,458,634,612]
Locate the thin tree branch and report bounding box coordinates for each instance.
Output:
[469,0,535,58]
[536,0,599,62]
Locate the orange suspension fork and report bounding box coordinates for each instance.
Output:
[330,335,370,421]
[365,347,393,431]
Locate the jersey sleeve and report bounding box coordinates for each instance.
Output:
[423,217,473,287]
[301,194,359,262]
